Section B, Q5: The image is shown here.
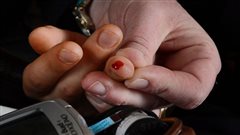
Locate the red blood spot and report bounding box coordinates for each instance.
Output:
[112,60,124,70]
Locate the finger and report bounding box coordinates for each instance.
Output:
[104,55,134,81]
[122,2,221,109]
[28,25,87,54]
[123,4,221,109]
[116,2,176,67]
[46,24,123,101]
[81,72,168,111]
[86,93,112,113]
[23,41,83,97]
[103,2,176,81]
[124,64,217,109]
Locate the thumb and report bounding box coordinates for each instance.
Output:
[104,2,174,80]
[115,1,175,67]
[103,25,170,81]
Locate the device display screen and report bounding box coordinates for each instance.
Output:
[0,111,58,135]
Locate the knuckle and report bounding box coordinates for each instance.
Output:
[128,36,152,57]
[23,68,47,97]
[119,36,154,67]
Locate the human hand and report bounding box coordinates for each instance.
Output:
[23,24,123,110]
[81,0,222,112]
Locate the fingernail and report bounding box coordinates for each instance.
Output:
[98,30,120,48]
[86,92,104,104]
[87,81,106,96]
[59,49,81,64]
[125,79,149,89]
[86,93,110,112]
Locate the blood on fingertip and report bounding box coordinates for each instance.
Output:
[112,60,124,70]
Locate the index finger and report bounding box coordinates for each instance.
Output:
[28,25,87,54]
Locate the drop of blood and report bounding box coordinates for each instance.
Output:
[112,60,124,70]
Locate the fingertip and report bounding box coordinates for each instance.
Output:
[28,25,57,54]
[124,78,149,90]
[97,29,122,49]
[87,24,123,50]
[80,24,124,68]
[22,41,83,98]
[100,24,123,39]
[116,47,152,68]
[105,55,134,81]
[57,41,83,65]
[28,25,86,54]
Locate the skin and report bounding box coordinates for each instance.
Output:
[23,24,123,103]
[82,0,222,111]
[104,55,134,81]
[23,0,221,113]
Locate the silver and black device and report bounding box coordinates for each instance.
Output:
[0,99,170,135]
[0,99,94,135]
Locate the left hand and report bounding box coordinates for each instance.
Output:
[23,24,123,114]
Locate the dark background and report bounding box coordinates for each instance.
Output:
[175,1,240,134]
